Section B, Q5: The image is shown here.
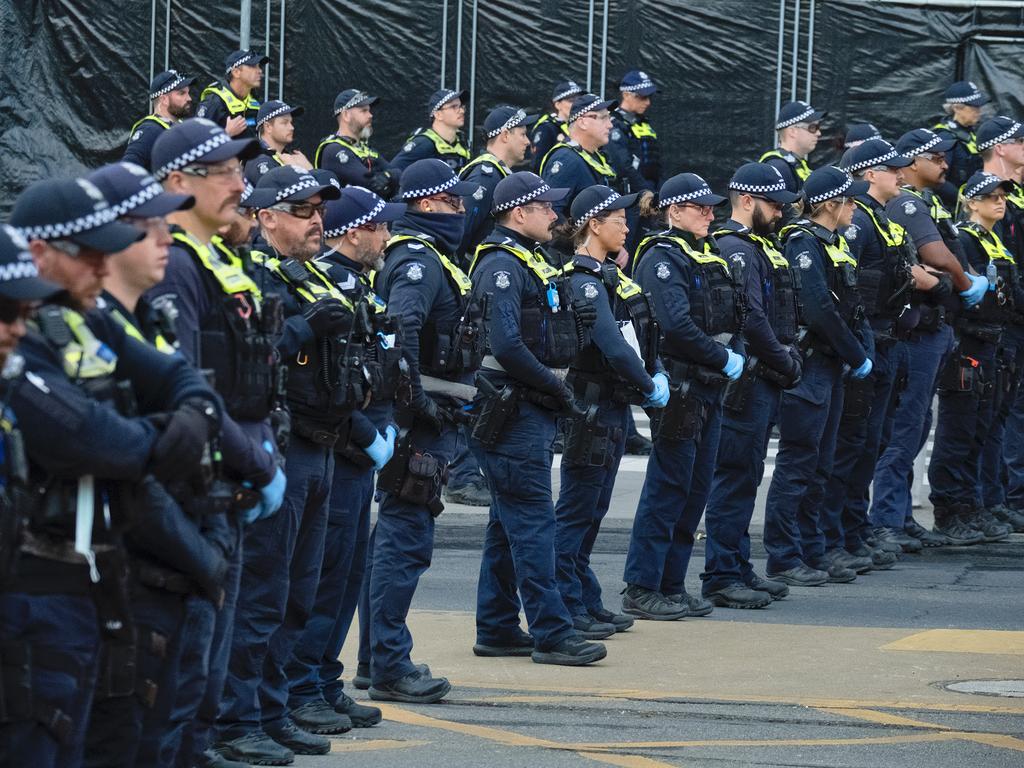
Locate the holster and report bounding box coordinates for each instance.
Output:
[843,374,874,421]
[377,429,446,517]
[562,405,619,467]
[90,548,137,701]
[915,303,945,333]
[650,382,707,442]
[722,364,757,413]
[937,353,985,395]
[470,381,519,449]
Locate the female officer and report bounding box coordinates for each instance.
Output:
[555,185,669,639]
[622,173,744,620]
[763,166,874,586]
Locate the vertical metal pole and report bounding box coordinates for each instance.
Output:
[790,0,801,101]
[240,0,251,48]
[149,0,156,85]
[440,0,449,87]
[599,0,609,99]
[164,0,171,70]
[454,0,463,91]
[586,0,595,92]
[468,0,478,152]
[805,0,815,102]
[264,0,271,101]
[278,0,285,100]
[774,0,786,142]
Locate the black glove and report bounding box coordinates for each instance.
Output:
[783,347,803,389]
[149,399,218,483]
[417,395,445,433]
[303,298,351,337]
[928,272,954,301]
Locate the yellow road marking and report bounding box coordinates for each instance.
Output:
[578,752,679,767]
[882,629,1024,655]
[958,732,1024,752]
[820,708,949,729]
[376,703,563,749]
[329,738,429,752]
[569,734,959,749]
[825,706,1024,752]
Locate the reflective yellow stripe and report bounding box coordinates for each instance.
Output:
[418,129,471,160]
[387,235,472,295]
[539,143,617,179]
[932,121,978,155]
[312,258,388,314]
[1007,182,1024,211]
[781,225,858,268]
[562,261,642,300]
[853,200,908,248]
[172,231,262,299]
[903,186,953,223]
[200,84,259,116]
[256,251,355,307]
[39,308,118,379]
[314,135,379,168]
[108,308,175,355]
[637,234,730,273]
[469,241,562,282]
[459,153,509,179]
[130,114,170,134]
[961,224,1015,264]
[629,122,657,139]
[713,229,789,269]
[759,149,811,181]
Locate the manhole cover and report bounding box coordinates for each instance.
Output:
[944,680,1024,698]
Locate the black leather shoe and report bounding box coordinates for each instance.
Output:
[664,590,714,617]
[766,564,829,586]
[621,585,687,620]
[572,614,616,640]
[444,481,491,507]
[827,548,873,574]
[745,573,789,600]
[290,700,352,734]
[354,661,430,690]
[473,629,534,657]
[333,691,382,728]
[967,508,1012,542]
[904,519,950,547]
[200,748,252,768]
[933,516,985,545]
[990,504,1024,532]
[216,730,295,766]
[532,636,607,666]
[809,559,857,583]
[849,544,897,570]
[264,718,330,756]
[589,607,634,632]
[873,526,923,553]
[704,583,772,609]
[368,669,451,704]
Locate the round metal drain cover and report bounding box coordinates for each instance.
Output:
[944,680,1024,698]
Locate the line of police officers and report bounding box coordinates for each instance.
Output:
[2,46,1021,768]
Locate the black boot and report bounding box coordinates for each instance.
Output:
[333,691,383,728]
[369,668,451,704]
[933,504,985,545]
[532,636,607,666]
[704,583,772,609]
[264,718,330,756]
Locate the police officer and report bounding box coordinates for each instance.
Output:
[315,89,398,199]
[284,186,406,731]
[244,100,311,185]
[974,116,1024,532]
[760,100,826,194]
[469,171,609,665]
[368,159,482,703]
[763,166,874,586]
[124,69,195,170]
[607,70,660,192]
[869,129,989,549]
[843,123,882,151]
[622,173,741,618]
[556,184,666,635]
[197,49,268,139]
[6,177,222,768]
[928,171,1018,544]
[699,163,802,609]
[147,119,290,767]
[531,80,583,172]
[458,106,534,264]
[932,80,989,209]
[391,89,471,174]
[819,139,922,575]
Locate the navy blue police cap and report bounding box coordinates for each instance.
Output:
[334,89,379,115]
[87,162,194,218]
[895,128,957,159]
[840,138,912,173]
[11,177,146,254]
[151,118,260,181]
[802,166,868,205]
[246,165,342,210]
[397,158,480,201]
[568,93,618,124]
[427,88,469,116]
[844,123,881,148]
[149,69,194,101]
[483,107,538,139]
[962,171,1013,200]
[728,163,800,204]
[570,185,639,228]
[225,49,269,73]
[551,80,583,103]
[0,224,63,301]
[776,100,826,130]
[618,70,658,96]
[976,116,1024,152]
[311,169,342,194]
[492,172,569,214]
[656,172,726,209]
[256,100,304,129]
[944,80,989,107]
[322,187,406,239]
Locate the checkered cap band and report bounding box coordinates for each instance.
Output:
[399,174,460,200]
[553,85,582,102]
[274,178,321,203]
[487,109,527,139]
[776,105,817,130]
[430,91,459,115]
[17,205,118,241]
[964,173,1004,199]
[324,192,386,238]
[977,121,1024,151]
[493,181,551,213]
[901,131,944,157]
[660,185,715,207]
[807,175,854,205]
[946,91,984,105]
[257,104,294,128]
[226,53,261,74]
[335,91,369,115]
[110,181,165,217]
[153,131,233,180]
[574,191,620,227]
[150,71,189,100]
[729,178,788,194]
[844,146,903,173]
[621,80,654,93]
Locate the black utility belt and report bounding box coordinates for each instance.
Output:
[915,304,946,332]
[133,560,195,596]
[954,319,1002,345]
[291,418,342,448]
[662,356,729,388]
[565,370,643,405]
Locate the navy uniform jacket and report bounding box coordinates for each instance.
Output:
[390,130,469,174]
[122,116,171,171]
[459,154,508,262]
[147,239,278,485]
[933,119,981,210]
[243,141,285,188]
[760,151,807,194]
[317,134,397,198]
[471,226,564,396]
[784,225,870,368]
[843,194,886,268]
[196,84,260,140]
[885,189,968,265]
[567,254,654,395]
[530,114,569,173]
[715,220,792,374]
[958,225,1024,312]
[606,109,657,192]
[540,143,616,217]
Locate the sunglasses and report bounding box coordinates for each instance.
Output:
[978,192,1008,202]
[268,201,326,219]
[0,300,37,324]
[181,163,244,180]
[680,203,714,216]
[916,152,946,164]
[427,193,465,212]
[798,123,822,134]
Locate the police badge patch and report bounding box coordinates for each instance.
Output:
[481,164,494,175]
[730,253,745,268]
[845,224,859,241]
[131,130,143,142]
[337,150,349,164]
[407,242,424,250]
[611,129,622,141]
[473,186,485,201]
[258,162,270,174]
[403,142,415,153]
[583,283,599,299]
[406,263,424,281]
[903,201,917,216]
[550,161,562,174]
[797,252,813,270]
[494,270,511,289]
[655,261,671,281]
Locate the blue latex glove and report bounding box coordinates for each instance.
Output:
[364,425,398,471]
[959,273,989,307]
[257,467,286,520]
[641,372,670,409]
[851,358,873,379]
[240,488,262,525]
[722,350,745,381]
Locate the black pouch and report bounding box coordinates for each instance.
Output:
[563,405,618,467]
[723,366,756,413]
[402,452,444,517]
[937,355,980,394]
[843,375,874,420]
[650,385,707,441]
[471,386,518,448]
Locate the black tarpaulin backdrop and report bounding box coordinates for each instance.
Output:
[4,1,1024,213]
